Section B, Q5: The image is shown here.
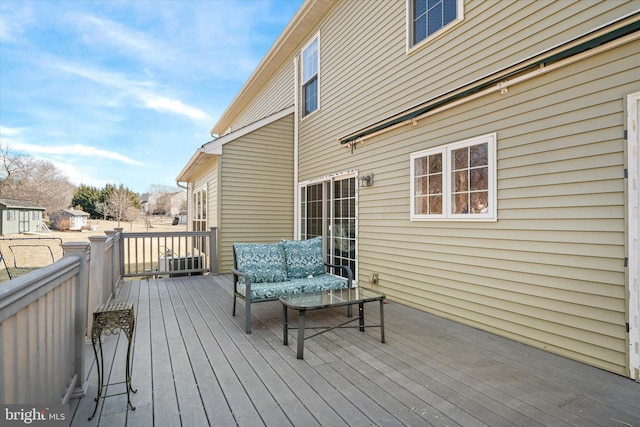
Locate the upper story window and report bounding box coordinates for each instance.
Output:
[302,35,319,117]
[408,0,462,49]
[411,133,496,221]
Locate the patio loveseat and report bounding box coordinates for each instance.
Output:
[232,236,353,333]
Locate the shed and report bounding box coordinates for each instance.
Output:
[50,209,90,231]
[0,199,46,235]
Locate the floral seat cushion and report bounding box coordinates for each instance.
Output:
[234,242,288,284]
[236,275,348,300]
[282,236,325,279]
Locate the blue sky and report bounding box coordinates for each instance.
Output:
[0,0,303,194]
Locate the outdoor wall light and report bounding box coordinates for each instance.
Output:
[359,173,374,188]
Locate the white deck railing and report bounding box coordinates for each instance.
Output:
[0,243,90,404]
[117,227,217,278]
[0,228,218,405]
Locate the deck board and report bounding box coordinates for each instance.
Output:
[70,274,640,426]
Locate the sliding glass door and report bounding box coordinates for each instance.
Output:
[299,173,357,283]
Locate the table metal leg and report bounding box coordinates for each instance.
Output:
[283,304,289,346]
[359,303,365,332]
[379,299,385,343]
[297,309,306,359]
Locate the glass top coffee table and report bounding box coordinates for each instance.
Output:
[280,287,386,359]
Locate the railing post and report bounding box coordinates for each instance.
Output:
[105,230,120,296]
[115,228,124,281]
[210,227,218,274]
[62,241,90,399]
[88,235,108,336]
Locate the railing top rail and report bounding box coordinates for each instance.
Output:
[119,230,213,238]
[0,257,79,321]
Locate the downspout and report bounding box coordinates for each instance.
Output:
[293,56,300,239]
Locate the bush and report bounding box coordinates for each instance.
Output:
[52,217,71,231]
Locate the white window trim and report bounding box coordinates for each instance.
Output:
[301,32,320,118]
[410,133,497,222]
[406,0,464,54]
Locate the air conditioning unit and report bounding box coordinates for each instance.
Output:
[158,255,203,277]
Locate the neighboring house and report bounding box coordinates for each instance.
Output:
[140,192,186,216]
[177,0,640,379]
[50,209,90,231]
[0,199,46,235]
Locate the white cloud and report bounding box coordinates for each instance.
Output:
[8,142,143,166]
[52,61,209,121]
[144,97,209,121]
[0,125,23,137]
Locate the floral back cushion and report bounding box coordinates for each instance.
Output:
[282,236,325,279]
[234,243,288,283]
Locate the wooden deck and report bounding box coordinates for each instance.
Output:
[69,274,640,426]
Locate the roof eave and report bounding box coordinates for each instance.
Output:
[210,0,333,136]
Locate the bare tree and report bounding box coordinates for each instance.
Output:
[94,201,109,220]
[0,144,74,214]
[106,185,138,228]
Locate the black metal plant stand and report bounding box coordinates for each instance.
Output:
[89,301,137,420]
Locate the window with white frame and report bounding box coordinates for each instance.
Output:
[411,133,496,220]
[409,0,462,48]
[6,210,15,221]
[192,188,207,231]
[302,35,319,116]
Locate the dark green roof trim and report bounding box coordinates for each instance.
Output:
[340,17,640,145]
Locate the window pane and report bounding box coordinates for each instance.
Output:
[452,147,468,169]
[415,196,428,215]
[443,0,457,25]
[470,167,488,191]
[452,193,469,214]
[427,1,443,36]
[429,195,442,214]
[429,153,442,173]
[471,192,489,214]
[415,156,427,176]
[304,77,318,115]
[415,176,427,195]
[415,0,426,17]
[429,174,442,194]
[470,142,488,167]
[453,170,468,192]
[414,15,427,44]
[302,38,318,82]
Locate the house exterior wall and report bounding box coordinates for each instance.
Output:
[184,0,639,375]
[353,43,636,376]
[285,1,638,375]
[218,114,295,271]
[225,60,296,134]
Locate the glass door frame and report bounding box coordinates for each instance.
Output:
[298,170,358,285]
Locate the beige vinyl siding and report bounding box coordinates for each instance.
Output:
[302,0,638,150]
[351,41,636,375]
[218,114,294,271]
[189,156,218,226]
[224,60,295,133]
